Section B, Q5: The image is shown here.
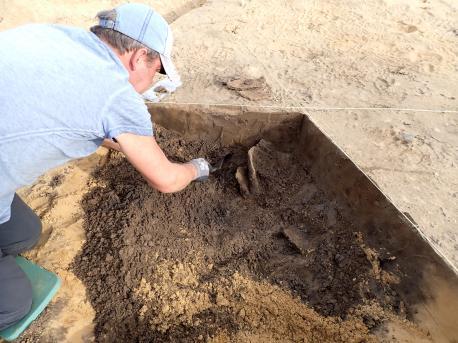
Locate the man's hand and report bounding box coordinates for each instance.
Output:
[115,133,204,193]
[188,158,210,181]
[143,78,182,103]
[102,138,122,152]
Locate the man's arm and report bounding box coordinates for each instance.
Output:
[114,133,198,193]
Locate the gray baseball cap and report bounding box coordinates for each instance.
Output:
[97,3,180,86]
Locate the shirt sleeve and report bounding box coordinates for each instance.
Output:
[101,86,154,139]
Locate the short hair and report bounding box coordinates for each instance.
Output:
[91,9,159,63]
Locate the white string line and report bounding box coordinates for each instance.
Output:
[144,101,458,114]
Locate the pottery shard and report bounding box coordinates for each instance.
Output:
[282,227,310,255]
[247,147,261,195]
[235,167,250,197]
[225,77,267,90]
[220,76,272,101]
[238,87,272,101]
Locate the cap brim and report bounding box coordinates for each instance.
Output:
[159,54,182,87]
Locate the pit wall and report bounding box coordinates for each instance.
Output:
[149,104,458,342]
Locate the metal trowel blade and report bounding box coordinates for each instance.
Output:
[210,153,232,173]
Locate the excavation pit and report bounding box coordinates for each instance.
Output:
[74,106,458,342]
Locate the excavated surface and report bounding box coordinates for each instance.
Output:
[73,127,424,342]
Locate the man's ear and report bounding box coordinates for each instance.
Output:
[129,48,148,71]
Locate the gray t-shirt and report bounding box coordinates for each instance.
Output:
[0,24,154,223]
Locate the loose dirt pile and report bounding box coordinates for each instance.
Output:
[73,126,425,342]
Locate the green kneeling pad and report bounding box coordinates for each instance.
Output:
[0,256,61,341]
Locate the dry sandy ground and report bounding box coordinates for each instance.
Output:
[0,0,457,342]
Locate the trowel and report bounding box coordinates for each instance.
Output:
[210,153,232,173]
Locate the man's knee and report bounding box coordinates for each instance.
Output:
[0,255,33,330]
[11,194,43,246]
[0,194,42,255]
[21,214,42,251]
[0,222,41,256]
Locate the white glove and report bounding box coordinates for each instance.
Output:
[143,78,182,103]
[188,158,211,182]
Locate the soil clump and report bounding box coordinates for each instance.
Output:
[74,126,420,342]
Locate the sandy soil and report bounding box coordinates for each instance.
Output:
[0,0,456,342]
[15,153,105,342]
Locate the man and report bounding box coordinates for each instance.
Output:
[0,3,210,330]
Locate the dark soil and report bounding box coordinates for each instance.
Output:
[73,126,406,342]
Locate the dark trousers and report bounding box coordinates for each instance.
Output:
[0,194,42,330]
